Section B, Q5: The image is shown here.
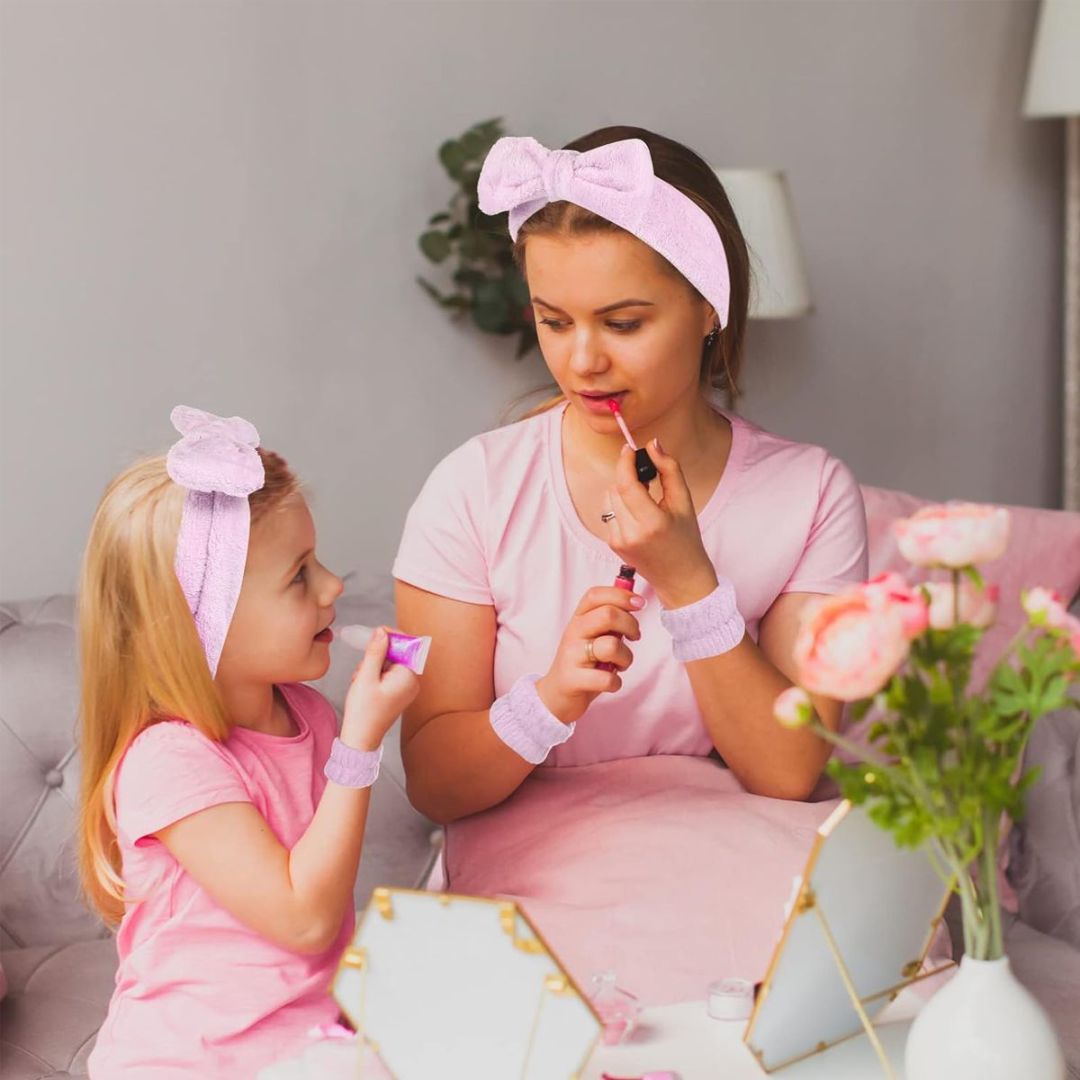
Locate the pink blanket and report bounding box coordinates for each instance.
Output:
[445,755,948,1006]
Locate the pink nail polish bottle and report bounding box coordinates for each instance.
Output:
[589,971,640,1045]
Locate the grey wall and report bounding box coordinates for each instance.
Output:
[0,0,1063,600]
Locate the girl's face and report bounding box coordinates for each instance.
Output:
[217,493,343,687]
[524,230,716,432]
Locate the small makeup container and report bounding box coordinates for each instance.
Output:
[705,977,754,1021]
[339,625,432,675]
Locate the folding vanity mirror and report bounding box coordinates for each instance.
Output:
[743,801,954,1074]
[333,887,601,1078]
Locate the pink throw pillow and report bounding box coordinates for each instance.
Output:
[861,486,1080,689]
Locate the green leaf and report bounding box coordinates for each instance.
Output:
[504,267,532,307]
[962,565,985,589]
[428,212,452,226]
[416,276,448,303]
[471,117,504,141]
[438,139,467,180]
[459,229,494,260]
[473,285,510,331]
[460,129,488,160]
[419,230,451,264]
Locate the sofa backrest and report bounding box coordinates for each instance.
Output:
[0,596,107,949]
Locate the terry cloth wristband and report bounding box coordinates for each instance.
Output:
[490,674,575,764]
[324,738,383,788]
[660,578,745,662]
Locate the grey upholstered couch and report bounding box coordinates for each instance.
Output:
[2,586,1079,1078]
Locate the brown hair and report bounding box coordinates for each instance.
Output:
[511,125,751,419]
[77,447,297,923]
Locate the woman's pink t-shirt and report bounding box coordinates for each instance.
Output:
[88,682,351,1079]
[393,403,868,765]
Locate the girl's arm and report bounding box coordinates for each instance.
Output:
[157,629,418,955]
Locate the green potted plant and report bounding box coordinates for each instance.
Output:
[417,119,536,358]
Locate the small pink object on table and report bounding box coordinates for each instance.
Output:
[602,1072,680,1080]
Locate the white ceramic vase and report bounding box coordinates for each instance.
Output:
[905,955,1065,1080]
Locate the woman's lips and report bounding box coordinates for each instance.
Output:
[578,390,627,414]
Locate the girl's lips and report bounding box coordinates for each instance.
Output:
[314,628,334,644]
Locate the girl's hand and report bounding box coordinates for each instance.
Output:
[341,627,420,750]
[606,440,718,610]
[535,586,644,725]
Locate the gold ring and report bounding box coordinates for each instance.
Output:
[585,639,597,666]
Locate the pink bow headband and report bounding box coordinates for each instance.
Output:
[477,136,731,329]
[166,406,265,677]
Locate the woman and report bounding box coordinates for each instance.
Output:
[393,126,871,1004]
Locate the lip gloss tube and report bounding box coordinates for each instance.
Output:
[339,625,432,675]
[596,564,637,673]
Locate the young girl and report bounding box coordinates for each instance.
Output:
[79,406,419,1078]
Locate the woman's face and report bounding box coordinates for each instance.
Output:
[524,230,716,433]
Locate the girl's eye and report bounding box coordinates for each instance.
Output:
[291,565,307,585]
[539,317,566,331]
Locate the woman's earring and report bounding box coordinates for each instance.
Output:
[705,324,720,348]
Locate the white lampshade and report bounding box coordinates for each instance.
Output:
[1023,0,1080,117]
[713,168,813,319]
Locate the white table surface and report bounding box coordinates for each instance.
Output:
[260,989,923,1080]
[583,989,922,1079]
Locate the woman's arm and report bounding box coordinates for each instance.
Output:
[397,579,641,823]
[157,630,418,954]
[605,440,843,800]
[682,592,840,800]
[396,583,534,824]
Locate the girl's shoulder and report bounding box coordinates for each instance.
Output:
[123,718,216,758]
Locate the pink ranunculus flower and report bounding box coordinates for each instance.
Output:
[774,686,813,729]
[1022,587,1070,628]
[922,581,999,630]
[894,503,1010,569]
[1068,617,1080,658]
[861,572,930,639]
[793,589,911,702]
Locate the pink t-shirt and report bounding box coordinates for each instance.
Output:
[393,403,868,766]
[88,682,351,1079]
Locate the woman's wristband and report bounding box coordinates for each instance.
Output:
[490,674,575,764]
[324,738,383,788]
[660,578,745,662]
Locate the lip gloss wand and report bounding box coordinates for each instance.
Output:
[606,398,658,486]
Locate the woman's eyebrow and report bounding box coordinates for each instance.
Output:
[532,297,655,315]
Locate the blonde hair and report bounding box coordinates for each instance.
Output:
[77,448,297,923]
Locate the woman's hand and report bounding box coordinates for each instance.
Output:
[535,586,644,725]
[341,627,421,750]
[606,439,719,610]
